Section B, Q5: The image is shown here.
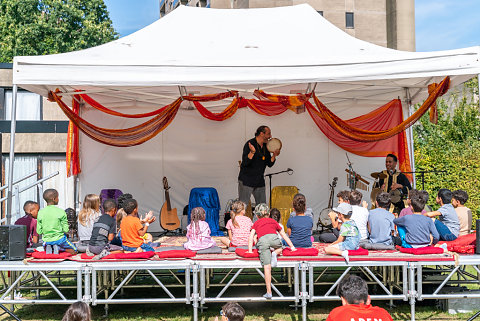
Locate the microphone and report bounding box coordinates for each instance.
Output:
[287,168,294,175]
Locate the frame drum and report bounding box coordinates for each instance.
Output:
[317,208,333,228]
[267,138,282,153]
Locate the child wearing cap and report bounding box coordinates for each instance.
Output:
[325,203,360,263]
[247,203,296,299]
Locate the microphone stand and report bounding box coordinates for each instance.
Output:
[265,168,293,206]
[403,170,447,190]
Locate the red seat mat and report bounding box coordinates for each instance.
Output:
[81,251,156,260]
[283,248,319,256]
[398,246,444,255]
[156,250,196,259]
[235,248,259,258]
[438,233,476,253]
[32,251,72,259]
[348,248,369,256]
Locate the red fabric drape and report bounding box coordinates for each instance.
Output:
[50,77,449,177]
[66,97,80,176]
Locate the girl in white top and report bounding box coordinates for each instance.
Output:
[77,194,101,251]
[220,200,253,247]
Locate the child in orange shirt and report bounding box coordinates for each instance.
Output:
[120,199,156,252]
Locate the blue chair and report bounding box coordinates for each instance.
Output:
[188,187,222,236]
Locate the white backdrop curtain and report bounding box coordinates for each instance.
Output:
[42,158,75,210]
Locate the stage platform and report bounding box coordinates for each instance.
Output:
[0,241,478,321]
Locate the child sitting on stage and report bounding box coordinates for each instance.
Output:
[393,189,440,248]
[184,207,217,251]
[77,194,101,252]
[424,189,460,241]
[37,189,77,255]
[452,190,472,236]
[15,201,40,248]
[247,203,296,299]
[349,190,369,241]
[220,200,253,248]
[287,194,313,248]
[360,192,395,250]
[87,199,123,260]
[120,199,156,252]
[325,203,360,263]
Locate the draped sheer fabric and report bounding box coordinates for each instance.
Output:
[50,77,449,177]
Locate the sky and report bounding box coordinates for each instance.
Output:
[103,0,480,52]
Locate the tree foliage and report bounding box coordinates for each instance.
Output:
[0,0,117,62]
[413,77,480,225]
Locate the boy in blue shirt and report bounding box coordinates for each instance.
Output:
[394,189,439,248]
[424,189,459,241]
[361,192,395,250]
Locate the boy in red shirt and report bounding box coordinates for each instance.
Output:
[327,275,393,321]
[247,203,296,299]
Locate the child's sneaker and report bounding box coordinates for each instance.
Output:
[439,243,448,252]
[263,292,272,299]
[271,252,278,267]
[93,249,110,260]
[45,245,53,255]
[86,248,94,257]
[53,245,60,255]
[341,250,350,264]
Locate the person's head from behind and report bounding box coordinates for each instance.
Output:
[82,194,100,212]
[385,153,398,173]
[336,275,369,306]
[191,207,206,223]
[254,125,271,143]
[375,192,391,210]
[254,203,270,218]
[62,301,91,321]
[452,190,468,207]
[43,189,59,205]
[24,201,40,219]
[409,189,426,213]
[437,188,452,205]
[103,199,117,216]
[230,200,246,228]
[117,193,133,210]
[348,190,363,206]
[337,190,350,204]
[123,199,138,216]
[270,208,281,223]
[220,302,245,321]
[292,193,306,214]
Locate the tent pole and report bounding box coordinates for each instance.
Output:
[405,88,416,189]
[477,74,480,104]
[6,84,18,225]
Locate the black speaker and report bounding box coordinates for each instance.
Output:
[0,225,26,260]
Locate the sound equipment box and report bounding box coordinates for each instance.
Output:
[0,225,26,260]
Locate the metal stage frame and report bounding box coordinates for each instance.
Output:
[0,256,479,321]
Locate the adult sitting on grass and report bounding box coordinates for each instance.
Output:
[326,275,393,321]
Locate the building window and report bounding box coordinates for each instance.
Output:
[317,11,323,16]
[346,12,354,29]
[3,90,42,120]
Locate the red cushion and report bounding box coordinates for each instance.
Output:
[282,248,319,256]
[438,233,476,252]
[32,251,72,259]
[81,251,156,260]
[398,246,444,255]
[156,250,196,259]
[235,248,259,258]
[348,248,369,256]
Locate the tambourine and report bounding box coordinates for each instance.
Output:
[267,138,282,153]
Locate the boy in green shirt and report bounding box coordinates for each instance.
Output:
[37,189,77,255]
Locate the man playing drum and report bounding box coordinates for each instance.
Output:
[238,126,280,207]
[378,154,412,213]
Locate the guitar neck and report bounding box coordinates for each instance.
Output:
[165,190,172,211]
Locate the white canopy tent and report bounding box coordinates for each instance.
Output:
[9,4,480,230]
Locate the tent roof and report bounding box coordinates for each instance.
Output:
[13,4,480,109]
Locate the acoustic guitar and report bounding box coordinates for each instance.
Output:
[160,177,180,231]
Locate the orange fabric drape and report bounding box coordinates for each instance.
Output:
[51,77,449,178]
[66,97,80,176]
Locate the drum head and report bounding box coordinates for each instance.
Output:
[318,208,333,228]
[267,138,282,153]
[390,189,402,204]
